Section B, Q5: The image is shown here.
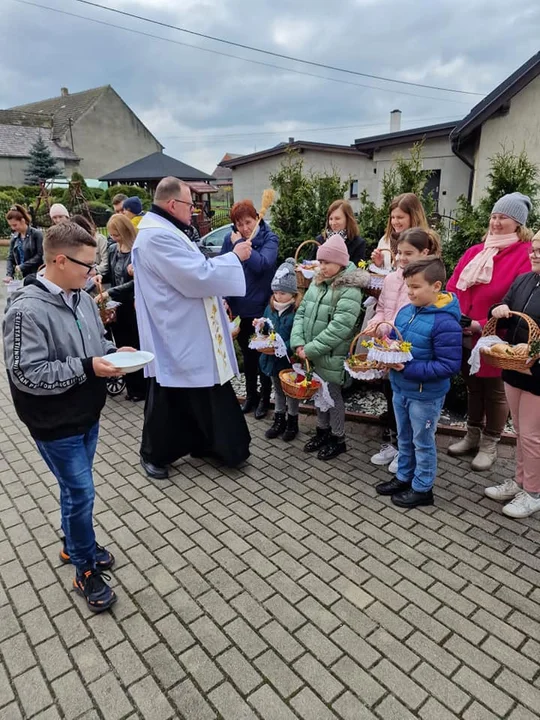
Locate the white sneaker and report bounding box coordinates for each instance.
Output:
[484,479,520,501]
[371,444,398,466]
[388,454,399,474]
[502,491,540,518]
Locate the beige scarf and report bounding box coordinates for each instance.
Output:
[456,233,520,291]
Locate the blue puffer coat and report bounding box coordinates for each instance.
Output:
[221,220,279,318]
[390,292,462,400]
[259,303,296,377]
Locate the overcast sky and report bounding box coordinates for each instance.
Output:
[1,0,539,174]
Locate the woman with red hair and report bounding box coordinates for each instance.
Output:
[221,199,279,418]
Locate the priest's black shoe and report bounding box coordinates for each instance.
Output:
[282,414,299,442]
[140,457,168,480]
[317,434,346,461]
[391,487,434,508]
[304,427,331,453]
[254,396,271,420]
[241,394,258,414]
[265,412,286,439]
[376,477,411,496]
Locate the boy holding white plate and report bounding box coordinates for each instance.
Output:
[3,222,135,612]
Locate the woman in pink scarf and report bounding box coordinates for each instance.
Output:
[447,193,532,471]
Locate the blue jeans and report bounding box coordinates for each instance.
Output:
[36,424,99,572]
[393,392,444,492]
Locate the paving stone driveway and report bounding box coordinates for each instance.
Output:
[1,325,540,719]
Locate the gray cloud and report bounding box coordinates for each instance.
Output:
[1,0,539,172]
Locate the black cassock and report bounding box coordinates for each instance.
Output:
[141,378,251,468]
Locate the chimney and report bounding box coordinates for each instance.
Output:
[288,137,295,144]
[390,109,401,132]
[61,87,69,97]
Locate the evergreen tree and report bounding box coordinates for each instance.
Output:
[24,134,61,184]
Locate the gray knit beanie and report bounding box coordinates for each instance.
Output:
[491,192,532,226]
[271,257,297,294]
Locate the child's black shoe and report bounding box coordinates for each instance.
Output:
[282,415,299,442]
[391,488,434,508]
[73,569,117,613]
[375,478,411,496]
[304,427,331,453]
[265,412,286,439]
[60,541,115,571]
[317,434,346,461]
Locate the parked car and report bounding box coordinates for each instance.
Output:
[197,224,232,257]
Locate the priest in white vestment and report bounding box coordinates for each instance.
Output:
[132,176,252,478]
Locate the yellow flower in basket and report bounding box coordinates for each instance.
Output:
[400,341,412,353]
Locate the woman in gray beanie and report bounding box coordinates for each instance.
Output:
[447,192,533,471]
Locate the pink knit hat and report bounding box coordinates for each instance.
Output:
[316,234,350,266]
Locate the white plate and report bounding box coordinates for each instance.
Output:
[103,350,154,373]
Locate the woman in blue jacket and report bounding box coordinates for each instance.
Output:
[221,199,279,419]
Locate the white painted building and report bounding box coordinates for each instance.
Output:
[450,52,540,203]
[224,141,372,214]
[223,50,540,220]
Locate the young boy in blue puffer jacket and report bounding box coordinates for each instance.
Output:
[258,258,301,441]
[375,257,462,509]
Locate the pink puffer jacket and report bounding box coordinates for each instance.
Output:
[371,268,409,331]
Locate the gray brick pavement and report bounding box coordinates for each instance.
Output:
[1,298,539,718]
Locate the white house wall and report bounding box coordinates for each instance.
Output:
[472,74,540,204]
[371,137,471,217]
[231,150,373,215]
[0,156,76,186]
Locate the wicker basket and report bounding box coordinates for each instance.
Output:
[279,359,321,400]
[294,240,321,289]
[480,311,540,372]
[344,332,384,380]
[257,337,276,355]
[365,322,412,366]
[365,249,395,299]
[96,280,117,325]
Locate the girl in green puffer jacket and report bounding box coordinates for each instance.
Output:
[290,235,370,460]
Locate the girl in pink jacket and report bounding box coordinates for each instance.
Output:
[446,193,532,472]
[364,228,442,472]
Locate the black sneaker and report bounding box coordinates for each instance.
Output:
[60,541,115,571]
[73,570,117,613]
[375,478,412,496]
[391,487,434,508]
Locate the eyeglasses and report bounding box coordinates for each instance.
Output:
[173,198,195,210]
[63,255,97,275]
[529,250,540,259]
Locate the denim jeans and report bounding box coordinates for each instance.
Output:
[36,423,99,572]
[393,392,444,492]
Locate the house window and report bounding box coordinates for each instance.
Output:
[350,180,359,199]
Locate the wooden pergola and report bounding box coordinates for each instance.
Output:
[99,152,218,234]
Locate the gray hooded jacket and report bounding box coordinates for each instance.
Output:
[3,279,116,440]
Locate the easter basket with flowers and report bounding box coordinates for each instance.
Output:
[279,358,321,400]
[361,322,413,366]
[344,332,387,381]
[358,249,395,298]
[479,311,540,374]
[249,317,288,357]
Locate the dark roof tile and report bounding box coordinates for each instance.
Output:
[99,152,214,182]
